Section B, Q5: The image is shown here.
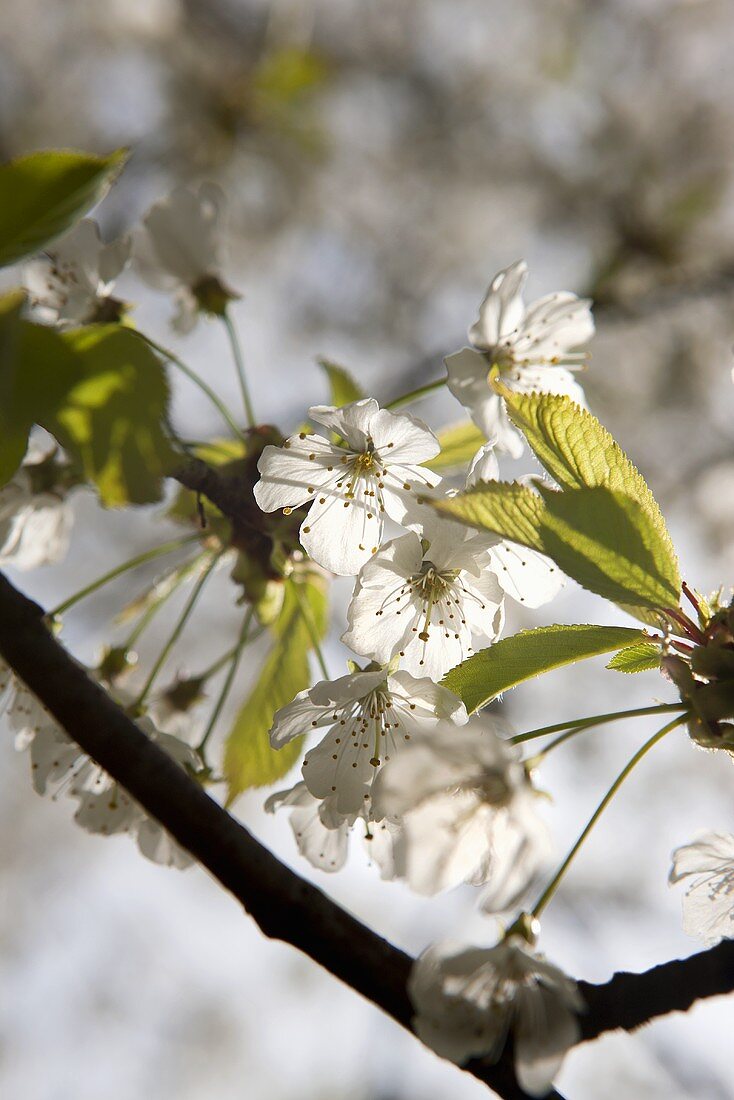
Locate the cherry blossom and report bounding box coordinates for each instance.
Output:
[370,716,550,909]
[445,261,593,456]
[410,934,583,1096]
[0,461,73,571]
[669,831,734,945]
[134,183,238,333]
[269,667,467,820]
[254,399,441,576]
[341,522,504,680]
[4,676,198,869]
[24,218,130,326]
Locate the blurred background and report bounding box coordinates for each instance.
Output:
[1,0,734,1097]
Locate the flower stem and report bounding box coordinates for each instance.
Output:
[531,714,686,918]
[134,330,248,443]
[511,702,686,746]
[222,309,256,429]
[291,580,329,680]
[122,560,200,650]
[49,534,201,619]
[384,377,446,411]
[197,608,254,755]
[133,553,220,709]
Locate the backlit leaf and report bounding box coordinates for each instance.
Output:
[606,641,661,673]
[225,570,328,798]
[0,148,126,268]
[319,358,364,407]
[426,420,487,472]
[443,623,646,713]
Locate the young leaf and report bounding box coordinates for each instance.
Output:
[318,358,364,407]
[606,641,661,673]
[442,623,646,713]
[425,420,487,472]
[224,571,328,799]
[0,148,126,268]
[538,484,681,611]
[47,325,176,506]
[500,387,679,582]
[433,480,547,551]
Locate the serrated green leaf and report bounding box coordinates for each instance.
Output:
[0,148,126,268]
[538,484,681,611]
[224,571,328,798]
[606,641,661,673]
[0,292,34,482]
[500,387,680,589]
[319,358,364,407]
[434,480,547,551]
[425,420,487,472]
[442,624,646,713]
[48,325,176,505]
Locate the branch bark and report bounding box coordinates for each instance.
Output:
[1,570,732,1098]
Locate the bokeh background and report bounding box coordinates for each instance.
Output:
[1,0,734,1097]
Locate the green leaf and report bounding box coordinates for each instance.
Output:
[0,148,126,268]
[501,387,679,587]
[224,571,328,798]
[538,484,681,611]
[318,358,364,407]
[606,641,661,673]
[425,420,487,472]
[434,480,547,552]
[0,292,35,482]
[442,624,646,713]
[48,325,175,505]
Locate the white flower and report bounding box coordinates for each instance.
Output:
[445,261,593,456]
[270,668,467,820]
[266,781,350,872]
[465,444,564,609]
[5,680,197,869]
[134,183,237,333]
[253,399,441,576]
[266,780,400,876]
[410,935,582,1095]
[342,522,504,681]
[669,831,734,945]
[24,218,130,327]
[0,465,73,570]
[371,716,551,910]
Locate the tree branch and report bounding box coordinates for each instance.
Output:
[0,571,543,1100]
[1,570,732,1098]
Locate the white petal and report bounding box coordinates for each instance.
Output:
[466,441,500,486]
[308,399,379,450]
[369,408,440,466]
[513,983,580,1097]
[299,484,383,576]
[270,688,331,749]
[136,818,193,868]
[253,436,342,511]
[469,261,528,350]
[302,725,375,819]
[137,183,223,287]
[488,542,564,608]
[341,533,426,664]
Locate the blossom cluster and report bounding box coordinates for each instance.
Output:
[4,177,734,1094]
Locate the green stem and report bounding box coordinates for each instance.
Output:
[531,714,685,918]
[121,556,207,651]
[511,702,685,746]
[49,535,201,618]
[222,310,256,429]
[291,580,329,680]
[135,330,247,443]
[197,609,254,754]
[384,377,446,411]
[133,554,220,709]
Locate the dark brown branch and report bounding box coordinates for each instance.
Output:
[578,939,734,1042]
[0,571,543,1100]
[2,571,733,1097]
